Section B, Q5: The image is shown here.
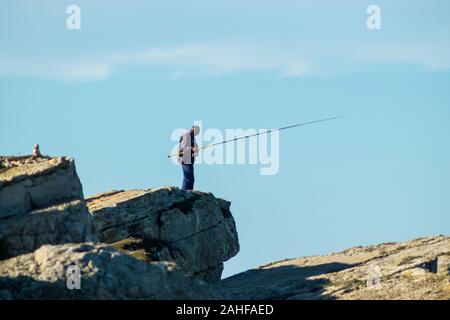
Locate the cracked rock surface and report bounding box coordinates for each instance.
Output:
[0,243,213,300]
[213,235,450,300]
[87,187,240,282]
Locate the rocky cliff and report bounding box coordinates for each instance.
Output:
[0,155,239,299]
[86,188,239,282]
[213,236,450,300]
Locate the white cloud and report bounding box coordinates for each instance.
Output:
[352,44,450,71]
[0,41,449,82]
[109,43,315,76]
[0,58,112,82]
[0,42,314,81]
[279,61,314,78]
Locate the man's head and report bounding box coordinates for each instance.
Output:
[191,125,200,136]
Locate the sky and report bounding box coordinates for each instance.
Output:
[1,0,449,278]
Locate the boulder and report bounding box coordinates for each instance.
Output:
[0,156,83,217]
[0,156,96,259]
[0,243,213,300]
[87,187,239,282]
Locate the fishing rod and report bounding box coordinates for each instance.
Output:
[168,115,346,158]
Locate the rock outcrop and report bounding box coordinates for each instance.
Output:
[0,243,212,300]
[6,155,445,300]
[87,188,240,282]
[213,235,450,300]
[0,156,95,259]
[0,155,235,299]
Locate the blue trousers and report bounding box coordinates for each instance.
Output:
[181,164,195,190]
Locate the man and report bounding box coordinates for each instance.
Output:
[178,125,200,190]
[32,144,42,157]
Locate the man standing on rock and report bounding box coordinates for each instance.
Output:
[178,125,200,190]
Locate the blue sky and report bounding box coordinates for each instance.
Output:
[1,0,449,278]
